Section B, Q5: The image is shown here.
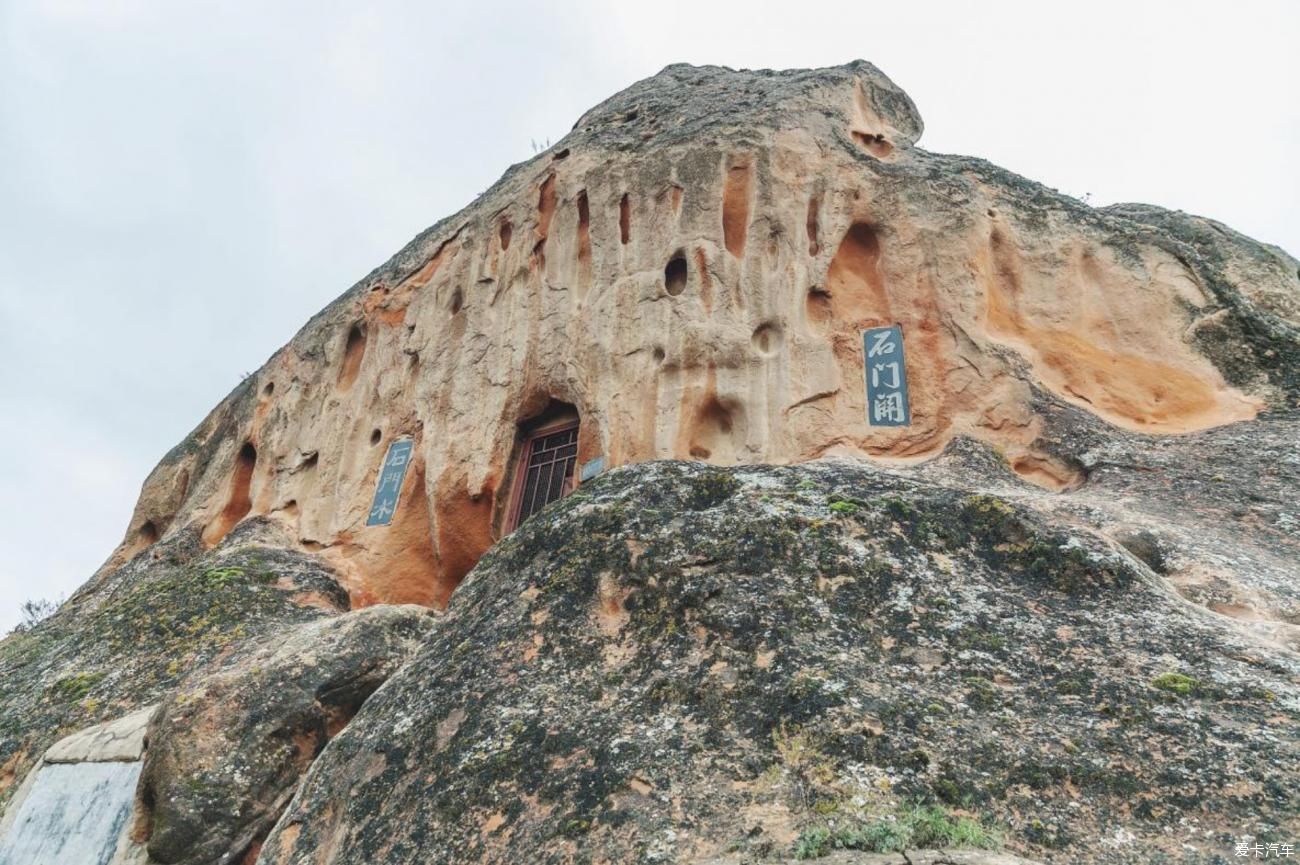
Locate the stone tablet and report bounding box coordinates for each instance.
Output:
[366,439,414,527]
[863,325,911,427]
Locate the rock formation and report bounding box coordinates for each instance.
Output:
[1,61,1297,865]
[97,62,1298,610]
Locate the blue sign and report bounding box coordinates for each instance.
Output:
[579,456,605,483]
[366,438,414,526]
[863,325,911,427]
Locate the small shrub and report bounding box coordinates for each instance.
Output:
[794,826,832,859]
[9,597,59,634]
[203,566,247,586]
[793,802,1000,859]
[1151,672,1200,696]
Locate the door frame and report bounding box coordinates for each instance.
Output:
[505,417,580,532]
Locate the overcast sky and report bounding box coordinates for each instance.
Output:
[1,0,1296,633]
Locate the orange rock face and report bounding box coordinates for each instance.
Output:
[106,62,1297,609]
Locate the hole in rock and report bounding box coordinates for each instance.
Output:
[722,162,752,258]
[450,287,464,315]
[806,195,821,256]
[664,251,688,296]
[532,175,558,267]
[652,347,666,363]
[1115,528,1167,574]
[851,131,894,158]
[752,321,782,356]
[806,286,833,328]
[337,324,367,391]
[203,442,257,546]
[370,429,382,446]
[687,397,744,464]
[552,148,570,161]
[1010,454,1086,492]
[499,219,512,250]
[139,520,159,544]
[823,222,886,329]
[619,194,631,245]
[576,190,591,268]
[262,381,274,397]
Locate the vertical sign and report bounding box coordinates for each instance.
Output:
[366,438,414,526]
[864,325,911,427]
[579,456,606,483]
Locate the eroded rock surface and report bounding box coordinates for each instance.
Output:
[140,605,436,865]
[0,61,1296,865]
[259,457,1298,865]
[0,519,349,812]
[93,61,1299,608]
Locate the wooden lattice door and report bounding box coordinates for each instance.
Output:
[507,421,579,530]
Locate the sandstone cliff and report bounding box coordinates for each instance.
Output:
[96,61,1299,610]
[0,61,1297,865]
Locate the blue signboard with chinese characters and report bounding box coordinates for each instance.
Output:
[366,438,414,526]
[863,325,911,427]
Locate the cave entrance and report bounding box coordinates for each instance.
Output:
[506,403,580,532]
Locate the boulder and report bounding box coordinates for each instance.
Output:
[139,605,436,865]
[258,457,1299,864]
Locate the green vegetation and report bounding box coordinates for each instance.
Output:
[963,675,999,708]
[1151,672,1200,696]
[50,671,105,702]
[203,566,247,586]
[793,803,1000,859]
[683,470,741,510]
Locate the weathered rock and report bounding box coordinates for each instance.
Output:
[1,61,1296,865]
[91,61,1299,609]
[139,605,435,865]
[0,519,349,812]
[42,705,154,766]
[258,458,1298,865]
[0,707,156,865]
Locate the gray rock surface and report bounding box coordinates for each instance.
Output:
[0,61,1296,865]
[0,518,349,813]
[259,453,1298,865]
[139,605,436,865]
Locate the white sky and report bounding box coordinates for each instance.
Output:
[1,0,1296,633]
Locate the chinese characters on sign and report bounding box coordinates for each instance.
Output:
[366,438,414,527]
[863,325,911,427]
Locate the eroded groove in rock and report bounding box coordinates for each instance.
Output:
[805,192,821,256]
[722,159,752,258]
[336,323,367,391]
[3,59,1300,865]
[202,442,256,547]
[50,60,1297,639]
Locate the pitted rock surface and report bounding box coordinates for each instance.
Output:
[0,61,1296,865]
[259,457,1298,865]
[140,604,436,865]
[86,61,1300,609]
